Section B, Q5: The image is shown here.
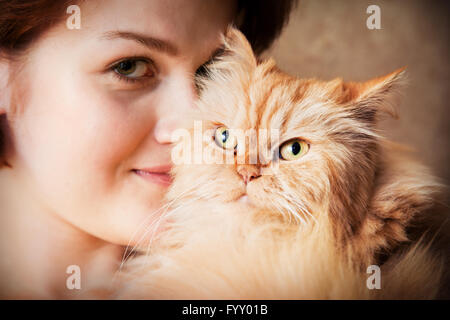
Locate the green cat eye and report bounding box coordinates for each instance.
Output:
[279,139,309,161]
[214,126,237,150]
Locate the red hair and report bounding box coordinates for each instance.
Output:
[0,0,75,56]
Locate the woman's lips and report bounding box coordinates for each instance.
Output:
[133,166,172,187]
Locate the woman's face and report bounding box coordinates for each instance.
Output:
[5,0,235,245]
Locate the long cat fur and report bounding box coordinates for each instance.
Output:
[113,28,449,299]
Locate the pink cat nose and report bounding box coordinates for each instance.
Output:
[237,165,261,184]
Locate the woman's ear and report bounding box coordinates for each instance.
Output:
[342,68,407,123]
[0,60,12,115]
[0,59,13,167]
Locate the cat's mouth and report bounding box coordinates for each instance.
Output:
[237,195,249,203]
[237,194,253,206]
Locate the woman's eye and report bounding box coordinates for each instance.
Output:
[279,139,309,161]
[112,59,154,79]
[214,126,237,150]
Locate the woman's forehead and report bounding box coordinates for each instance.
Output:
[79,0,236,59]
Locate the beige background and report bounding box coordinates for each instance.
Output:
[266,0,449,185]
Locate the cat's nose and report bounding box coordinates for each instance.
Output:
[237,165,261,184]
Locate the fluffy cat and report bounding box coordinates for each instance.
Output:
[114,28,449,299]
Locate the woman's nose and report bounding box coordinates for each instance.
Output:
[154,117,183,145]
[153,74,196,145]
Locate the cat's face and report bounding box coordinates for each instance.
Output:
[169,28,404,228]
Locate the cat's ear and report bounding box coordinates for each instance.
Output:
[222,27,257,69]
[195,26,258,93]
[341,68,406,123]
[203,26,257,78]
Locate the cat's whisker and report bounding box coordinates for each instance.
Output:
[266,190,294,223]
[118,180,210,273]
[133,180,217,272]
[138,182,210,252]
[118,203,172,272]
[135,195,209,273]
[275,189,314,225]
[295,199,317,224]
[120,197,183,266]
[272,180,301,218]
[271,178,315,225]
[272,179,317,223]
[275,195,306,225]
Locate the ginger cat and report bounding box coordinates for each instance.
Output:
[115,28,449,299]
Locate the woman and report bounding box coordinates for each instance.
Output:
[0,0,296,298]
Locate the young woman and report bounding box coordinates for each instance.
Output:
[0,0,296,298]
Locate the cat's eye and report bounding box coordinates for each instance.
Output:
[214,126,237,150]
[279,139,309,161]
[112,59,154,80]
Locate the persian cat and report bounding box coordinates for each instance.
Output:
[114,28,449,299]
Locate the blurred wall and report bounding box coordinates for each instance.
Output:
[266,0,450,185]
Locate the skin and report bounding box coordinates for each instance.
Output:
[0,0,236,298]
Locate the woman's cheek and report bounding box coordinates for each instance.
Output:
[83,95,156,173]
[16,90,152,212]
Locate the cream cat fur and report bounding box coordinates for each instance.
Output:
[114,28,449,299]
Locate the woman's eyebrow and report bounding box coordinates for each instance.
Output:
[101,31,178,56]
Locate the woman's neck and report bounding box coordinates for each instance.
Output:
[0,168,124,299]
